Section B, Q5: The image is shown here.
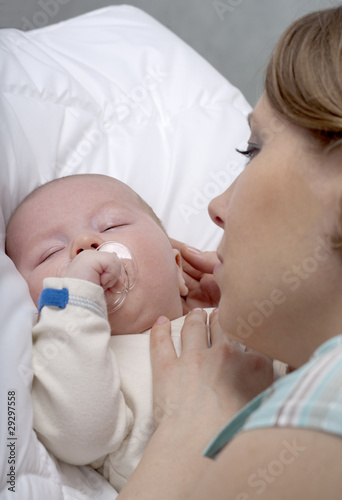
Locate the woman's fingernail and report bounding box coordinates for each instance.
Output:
[186,308,203,316]
[156,316,167,324]
[185,245,202,254]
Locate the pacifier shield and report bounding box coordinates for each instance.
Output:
[97,241,138,313]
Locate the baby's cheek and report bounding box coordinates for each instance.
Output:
[30,281,42,307]
[29,266,56,306]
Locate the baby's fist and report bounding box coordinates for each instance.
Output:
[64,250,122,290]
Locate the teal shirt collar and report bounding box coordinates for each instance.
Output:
[203,392,265,459]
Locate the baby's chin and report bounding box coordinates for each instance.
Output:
[108,312,157,336]
[108,302,183,336]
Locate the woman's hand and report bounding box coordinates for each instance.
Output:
[118,310,274,500]
[151,309,274,432]
[170,239,221,314]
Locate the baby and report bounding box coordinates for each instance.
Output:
[5,173,193,491]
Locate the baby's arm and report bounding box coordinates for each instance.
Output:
[31,251,133,466]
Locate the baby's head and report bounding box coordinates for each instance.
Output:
[6,174,188,334]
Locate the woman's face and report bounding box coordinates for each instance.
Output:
[209,94,342,367]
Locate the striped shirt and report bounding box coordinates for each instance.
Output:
[204,335,342,459]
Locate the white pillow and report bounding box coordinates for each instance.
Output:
[0,5,251,499]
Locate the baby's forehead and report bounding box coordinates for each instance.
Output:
[29,176,134,207]
[8,176,137,232]
[33,175,131,199]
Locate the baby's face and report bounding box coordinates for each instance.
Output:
[6,175,185,334]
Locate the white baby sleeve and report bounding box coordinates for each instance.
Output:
[31,277,133,466]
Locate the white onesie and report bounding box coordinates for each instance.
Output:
[32,277,186,491]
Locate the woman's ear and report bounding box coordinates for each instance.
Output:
[173,249,189,297]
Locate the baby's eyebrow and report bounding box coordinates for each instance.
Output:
[91,203,131,224]
[26,233,44,251]
[26,230,62,255]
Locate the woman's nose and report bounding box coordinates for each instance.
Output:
[208,191,227,229]
[208,179,236,229]
[70,233,104,259]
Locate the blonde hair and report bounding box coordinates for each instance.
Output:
[265,6,342,151]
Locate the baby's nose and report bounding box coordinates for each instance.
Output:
[71,234,104,259]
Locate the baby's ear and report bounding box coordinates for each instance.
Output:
[173,249,189,297]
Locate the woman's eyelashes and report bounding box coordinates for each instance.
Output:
[236,143,260,163]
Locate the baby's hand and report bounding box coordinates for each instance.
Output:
[64,250,122,290]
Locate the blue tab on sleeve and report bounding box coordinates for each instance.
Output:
[38,288,69,312]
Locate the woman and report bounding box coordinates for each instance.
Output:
[119,6,342,498]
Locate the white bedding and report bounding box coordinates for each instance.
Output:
[0,5,250,499]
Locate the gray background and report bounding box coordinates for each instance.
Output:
[1,0,341,105]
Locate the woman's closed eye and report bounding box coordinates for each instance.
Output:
[236,143,260,163]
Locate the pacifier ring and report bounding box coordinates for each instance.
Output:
[97,241,138,313]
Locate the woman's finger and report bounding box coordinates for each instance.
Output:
[182,269,201,291]
[181,245,219,274]
[209,308,227,346]
[181,309,209,351]
[209,310,248,361]
[181,259,203,282]
[170,239,219,279]
[150,317,177,370]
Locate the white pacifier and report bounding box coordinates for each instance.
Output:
[96,241,138,313]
